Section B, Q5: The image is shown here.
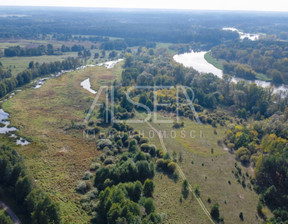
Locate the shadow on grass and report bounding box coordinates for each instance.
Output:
[156,168,179,183]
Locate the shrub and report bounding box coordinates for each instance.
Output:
[235,147,251,164]
[156,159,177,175]
[167,162,177,173]
[210,203,220,222]
[129,139,138,152]
[182,180,189,199]
[76,181,91,194]
[156,159,165,168]
[239,212,244,221]
[83,171,92,180]
[194,184,200,197]
[96,139,113,150]
[85,188,99,200]
[144,198,155,214]
[140,143,150,152]
[139,137,149,144]
[116,139,123,147]
[85,127,100,135]
[143,179,155,198]
[104,157,114,165]
[140,144,156,157]
[172,121,184,129]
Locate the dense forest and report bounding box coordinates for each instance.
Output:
[211,40,288,84]
[0,145,60,223]
[0,8,287,43]
[0,8,246,50]
[120,48,285,121]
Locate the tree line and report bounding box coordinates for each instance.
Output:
[4,44,54,57]
[0,145,61,223]
[0,62,12,80]
[0,57,81,98]
[211,40,288,84]
[100,39,156,51]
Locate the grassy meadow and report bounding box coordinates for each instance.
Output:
[2,62,123,223]
[130,114,267,224]
[204,52,223,70]
[1,52,78,76]
[0,38,104,76]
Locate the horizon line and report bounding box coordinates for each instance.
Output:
[0,5,288,13]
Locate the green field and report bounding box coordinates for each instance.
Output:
[0,52,78,76]
[0,38,105,76]
[2,63,123,223]
[130,114,269,223]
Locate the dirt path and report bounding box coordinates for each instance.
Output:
[0,200,22,224]
[146,121,215,224]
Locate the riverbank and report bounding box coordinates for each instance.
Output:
[204,52,271,82]
[204,52,223,70]
[174,50,287,94]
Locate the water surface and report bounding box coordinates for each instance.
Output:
[98,59,123,69]
[80,78,97,94]
[173,51,287,94]
[222,27,260,41]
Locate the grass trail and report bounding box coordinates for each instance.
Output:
[146,121,215,224]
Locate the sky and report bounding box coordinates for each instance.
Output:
[0,0,288,12]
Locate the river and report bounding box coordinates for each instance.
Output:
[80,59,123,94]
[222,27,260,41]
[173,51,287,94]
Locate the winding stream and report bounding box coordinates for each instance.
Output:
[98,59,123,69]
[0,58,124,146]
[0,109,29,146]
[80,59,123,93]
